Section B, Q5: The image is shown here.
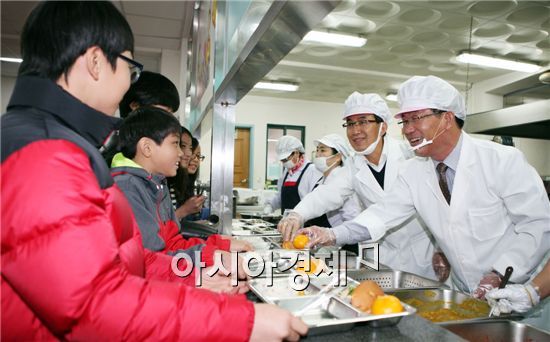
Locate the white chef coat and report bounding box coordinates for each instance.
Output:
[269,160,323,211]
[315,166,361,227]
[294,136,437,279]
[353,133,550,292]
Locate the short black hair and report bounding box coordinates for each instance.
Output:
[432,109,465,129]
[19,1,133,80]
[119,71,180,118]
[191,137,199,151]
[118,107,181,159]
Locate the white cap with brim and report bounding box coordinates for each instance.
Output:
[314,134,351,160]
[395,75,466,120]
[276,135,305,161]
[343,92,392,123]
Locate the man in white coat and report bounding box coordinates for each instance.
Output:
[285,76,550,298]
[279,92,439,280]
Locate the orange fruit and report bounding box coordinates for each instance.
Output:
[293,234,309,249]
[295,258,319,275]
[371,295,404,315]
[351,280,384,312]
[282,241,294,250]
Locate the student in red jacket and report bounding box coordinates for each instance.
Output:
[1,2,307,341]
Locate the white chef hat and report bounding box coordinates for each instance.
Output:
[343,92,392,123]
[276,135,305,161]
[395,75,466,119]
[314,134,351,160]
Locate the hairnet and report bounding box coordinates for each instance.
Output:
[343,92,392,123]
[395,75,466,119]
[276,135,305,160]
[314,134,351,160]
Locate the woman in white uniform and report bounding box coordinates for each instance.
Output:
[306,134,361,252]
[264,135,322,215]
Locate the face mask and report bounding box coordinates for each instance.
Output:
[283,159,295,170]
[314,154,338,173]
[355,124,383,156]
[408,115,446,152]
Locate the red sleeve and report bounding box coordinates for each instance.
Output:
[1,141,254,341]
[160,221,217,266]
[143,249,197,286]
[206,234,231,251]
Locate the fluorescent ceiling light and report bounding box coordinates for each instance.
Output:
[303,31,367,47]
[456,52,541,73]
[254,82,299,92]
[1,57,23,63]
[385,93,398,102]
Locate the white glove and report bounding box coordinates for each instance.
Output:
[486,284,540,316]
[277,211,304,242]
[298,226,336,249]
[263,204,273,215]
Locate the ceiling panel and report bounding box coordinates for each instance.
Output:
[251,0,550,103]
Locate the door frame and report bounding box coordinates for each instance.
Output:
[235,124,254,188]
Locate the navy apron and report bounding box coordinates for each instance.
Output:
[281,162,312,212]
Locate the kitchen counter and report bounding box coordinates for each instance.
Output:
[302,314,466,341]
[246,292,465,341]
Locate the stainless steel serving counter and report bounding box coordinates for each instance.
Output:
[246,291,466,341]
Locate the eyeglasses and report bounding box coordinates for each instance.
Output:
[397,111,445,128]
[118,54,143,84]
[342,119,378,129]
[192,154,205,161]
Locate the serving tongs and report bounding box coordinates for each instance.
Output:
[293,273,347,317]
[488,266,513,317]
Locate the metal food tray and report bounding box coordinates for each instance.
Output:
[231,219,280,236]
[388,288,495,323]
[239,212,282,224]
[244,249,370,278]
[243,249,316,278]
[347,269,443,289]
[250,276,415,335]
[248,277,321,301]
[441,319,550,342]
[233,236,282,250]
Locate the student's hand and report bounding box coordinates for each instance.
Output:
[175,195,205,219]
[199,267,249,294]
[277,211,304,242]
[230,238,254,252]
[432,250,451,282]
[486,283,540,316]
[215,250,248,280]
[473,271,502,300]
[298,226,336,249]
[250,304,308,342]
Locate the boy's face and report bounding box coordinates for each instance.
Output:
[150,133,183,177]
[98,50,133,115]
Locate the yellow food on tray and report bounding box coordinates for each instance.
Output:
[295,257,320,275]
[371,295,404,315]
[350,280,384,313]
[404,297,490,322]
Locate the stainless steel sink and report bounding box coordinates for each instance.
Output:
[442,319,550,342]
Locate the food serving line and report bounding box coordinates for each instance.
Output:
[232,217,550,341]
